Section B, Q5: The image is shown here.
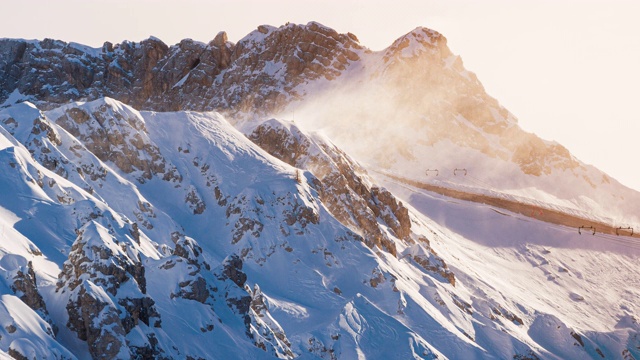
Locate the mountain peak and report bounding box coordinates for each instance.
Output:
[212,31,229,47]
[1,18,640,358]
[383,26,448,61]
[237,21,362,52]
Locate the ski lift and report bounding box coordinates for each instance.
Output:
[578,226,595,235]
[454,168,467,176]
[616,227,634,236]
[425,169,439,176]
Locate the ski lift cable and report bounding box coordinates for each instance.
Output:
[594,231,638,243]
[492,202,640,248]
[379,168,640,243]
[438,165,497,192]
[378,174,640,250]
[592,234,640,250]
[521,213,640,249]
[437,166,466,187]
[599,235,640,247]
[468,174,495,190]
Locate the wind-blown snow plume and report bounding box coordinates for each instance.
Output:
[0,22,638,360]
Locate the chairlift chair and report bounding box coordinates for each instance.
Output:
[578,226,596,235]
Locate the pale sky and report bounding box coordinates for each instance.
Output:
[3,0,639,191]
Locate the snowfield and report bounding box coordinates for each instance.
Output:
[0,98,637,359]
[0,22,639,360]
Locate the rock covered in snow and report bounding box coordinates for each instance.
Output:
[0,22,362,115]
[0,21,639,360]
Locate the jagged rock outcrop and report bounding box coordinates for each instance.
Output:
[51,98,181,183]
[247,119,459,287]
[0,102,67,176]
[215,256,294,359]
[169,234,215,304]
[0,21,616,188]
[65,281,130,359]
[0,22,362,116]
[160,235,294,359]
[0,254,59,343]
[402,242,455,286]
[284,26,583,179]
[1,22,638,360]
[9,260,51,323]
[213,22,362,114]
[57,220,165,359]
[248,119,410,255]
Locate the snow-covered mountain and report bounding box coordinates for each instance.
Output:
[0,22,639,359]
[2,22,637,227]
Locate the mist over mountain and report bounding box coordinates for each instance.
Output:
[0,22,638,359]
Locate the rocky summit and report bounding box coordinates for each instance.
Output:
[0,22,639,359]
[0,22,361,114]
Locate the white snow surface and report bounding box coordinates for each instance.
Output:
[0,98,638,359]
[267,27,640,230]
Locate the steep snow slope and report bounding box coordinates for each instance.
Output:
[1,22,638,230]
[272,26,640,229]
[0,98,446,358]
[0,97,638,359]
[243,116,640,359]
[1,21,639,360]
[378,174,640,359]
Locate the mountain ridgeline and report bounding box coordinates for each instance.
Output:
[0,22,361,113]
[0,22,639,359]
[2,22,637,226]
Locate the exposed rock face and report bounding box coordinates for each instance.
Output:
[0,102,67,178]
[66,282,130,359]
[0,22,362,116]
[161,236,293,359]
[57,221,165,359]
[0,21,602,185]
[363,27,580,176]
[404,240,456,286]
[10,261,50,321]
[307,336,338,360]
[1,22,636,360]
[248,119,411,255]
[169,235,215,304]
[52,99,181,183]
[215,256,294,359]
[223,187,319,249]
[0,23,584,179]
[57,224,146,296]
[246,120,459,288]
[213,22,362,115]
[217,254,247,288]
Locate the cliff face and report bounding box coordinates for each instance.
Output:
[0,23,598,186]
[1,22,639,360]
[0,97,460,359]
[0,22,362,114]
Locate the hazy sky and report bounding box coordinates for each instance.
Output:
[3,0,639,191]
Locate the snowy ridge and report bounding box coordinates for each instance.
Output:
[0,97,637,359]
[279,25,640,228]
[0,21,639,359]
[0,98,456,358]
[2,21,637,228]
